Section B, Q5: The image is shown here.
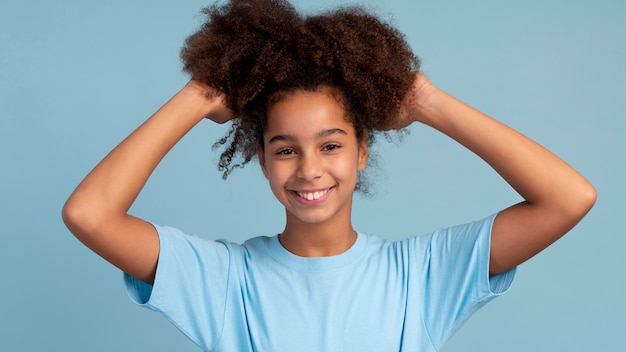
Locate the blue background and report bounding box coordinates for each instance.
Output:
[1,0,624,350]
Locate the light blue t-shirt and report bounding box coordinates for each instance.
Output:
[125,214,515,351]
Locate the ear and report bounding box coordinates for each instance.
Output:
[257,143,269,179]
[357,131,369,171]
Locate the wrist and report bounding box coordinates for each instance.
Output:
[404,74,443,126]
[175,82,227,123]
[412,85,445,126]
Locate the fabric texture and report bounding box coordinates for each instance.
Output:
[124,214,515,352]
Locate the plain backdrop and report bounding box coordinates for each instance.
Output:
[1,0,624,351]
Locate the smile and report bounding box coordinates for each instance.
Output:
[296,188,331,201]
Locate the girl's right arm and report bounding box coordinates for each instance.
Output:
[62,80,233,285]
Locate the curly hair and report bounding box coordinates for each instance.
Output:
[180,0,419,185]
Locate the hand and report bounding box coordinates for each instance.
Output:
[392,71,595,275]
[181,79,234,124]
[387,72,438,130]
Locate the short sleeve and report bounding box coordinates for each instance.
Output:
[123,224,232,350]
[420,214,516,347]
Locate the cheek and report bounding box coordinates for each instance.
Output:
[268,182,285,203]
[265,166,295,207]
[329,154,360,182]
[264,162,289,191]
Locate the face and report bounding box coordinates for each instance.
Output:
[259,87,368,226]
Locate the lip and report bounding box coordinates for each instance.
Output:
[290,186,334,205]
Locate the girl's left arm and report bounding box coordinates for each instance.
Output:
[398,73,596,276]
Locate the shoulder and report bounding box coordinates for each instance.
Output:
[411,214,497,248]
[151,223,266,266]
[359,214,498,260]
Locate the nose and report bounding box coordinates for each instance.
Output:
[297,152,323,181]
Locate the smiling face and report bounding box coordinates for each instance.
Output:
[259,87,368,228]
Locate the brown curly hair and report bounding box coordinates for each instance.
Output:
[180,0,419,185]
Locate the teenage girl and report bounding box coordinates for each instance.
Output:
[63,1,596,350]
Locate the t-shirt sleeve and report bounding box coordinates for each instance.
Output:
[419,213,516,347]
[123,223,231,350]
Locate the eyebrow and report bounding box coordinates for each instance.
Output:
[267,128,348,144]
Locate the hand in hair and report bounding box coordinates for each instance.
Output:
[62,80,233,285]
[398,72,596,275]
[184,79,234,124]
[385,72,435,130]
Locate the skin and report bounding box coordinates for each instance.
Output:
[62,74,596,285]
[62,81,231,284]
[259,88,368,257]
[399,74,596,275]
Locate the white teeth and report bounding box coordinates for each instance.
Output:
[298,189,328,200]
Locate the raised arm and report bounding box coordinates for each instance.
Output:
[398,73,596,276]
[62,81,233,284]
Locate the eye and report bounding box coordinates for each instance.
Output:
[322,144,341,152]
[276,148,295,155]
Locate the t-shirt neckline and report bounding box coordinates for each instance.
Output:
[265,231,368,271]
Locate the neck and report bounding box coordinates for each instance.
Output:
[279,212,357,257]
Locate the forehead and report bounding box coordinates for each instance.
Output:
[265,88,354,135]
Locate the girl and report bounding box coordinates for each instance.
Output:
[62,0,596,350]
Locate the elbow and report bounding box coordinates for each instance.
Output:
[578,181,597,214]
[62,198,86,237]
[62,197,104,241]
[62,199,80,233]
[566,180,597,223]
